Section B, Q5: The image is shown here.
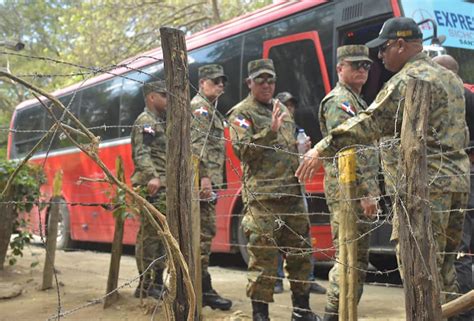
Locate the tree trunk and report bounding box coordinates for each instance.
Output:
[161,26,198,321]
[397,79,441,321]
[0,188,15,270]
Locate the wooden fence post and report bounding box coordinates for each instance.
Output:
[103,156,126,308]
[397,78,441,321]
[160,26,198,321]
[337,148,358,321]
[41,170,63,290]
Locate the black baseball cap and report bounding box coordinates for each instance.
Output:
[366,17,423,48]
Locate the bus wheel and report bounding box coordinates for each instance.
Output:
[236,213,249,265]
[48,199,74,250]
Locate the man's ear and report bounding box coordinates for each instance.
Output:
[245,77,252,88]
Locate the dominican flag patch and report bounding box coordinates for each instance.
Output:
[234,115,251,129]
[193,106,209,116]
[340,101,356,116]
[143,124,155,136]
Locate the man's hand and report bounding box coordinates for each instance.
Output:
[295,148,322,182]
[147,177,161,196]
[360,196,378,219]
[271,99,287,133]
[200,177,213,199]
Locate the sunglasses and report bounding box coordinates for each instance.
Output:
[346,60,372,71]
[253,77,277,85]
[378,40,396,53]
[210,77,226,86]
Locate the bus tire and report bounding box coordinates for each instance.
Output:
[236,213,249,266]
[48,199,74,250]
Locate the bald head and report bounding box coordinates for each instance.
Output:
[433,55,459,74]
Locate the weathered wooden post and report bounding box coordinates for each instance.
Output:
[103,156,126,308]
[41,170,63,290]
[337,148,358,321]
[160,26,198,321]
[397,79,441,321]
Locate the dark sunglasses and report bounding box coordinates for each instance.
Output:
[378,40,396,53]
[347,60,372,71]
[210,77,226,86]
[253,77,277,85]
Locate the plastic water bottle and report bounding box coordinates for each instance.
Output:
[296,128,307,159]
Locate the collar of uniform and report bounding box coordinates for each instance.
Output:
[403,51,429,69]
[197,90,216,107]
[249,93,273,111]
[145,106,165,121]
[336,82,368,109]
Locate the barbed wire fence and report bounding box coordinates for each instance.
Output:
[0,39,472,321]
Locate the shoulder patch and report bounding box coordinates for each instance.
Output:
[233,115,252,129]
[193,106,209,116]
[142,124,155,136]
[340,101,356,116]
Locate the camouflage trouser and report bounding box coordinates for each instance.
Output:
[135,192,167,283]
[392,192,467,303]
[242,197,312,303]
[325,200,371,312]
[200,200,216,277]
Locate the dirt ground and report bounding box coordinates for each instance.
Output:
[0,246,406,321]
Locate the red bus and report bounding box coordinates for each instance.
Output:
[9,0,474,268]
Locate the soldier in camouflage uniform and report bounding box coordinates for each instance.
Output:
[228,59,321,321]
[190,64,232,310]
[318,45,380,321]
[131,80,168,300]
[296,18,469,309]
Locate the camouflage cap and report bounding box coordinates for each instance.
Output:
[276,92,298,105]
[248,59,276,79]
[198,64,228,80]
[337,45,372,63]
[366,17,423,48]
[143,80,167,96]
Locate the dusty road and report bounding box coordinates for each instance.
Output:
[0,246,405,321]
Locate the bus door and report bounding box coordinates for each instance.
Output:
[262,32,334,260]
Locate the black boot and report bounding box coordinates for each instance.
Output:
[322,307,338,321]
[202,273,232,310]
[134,269,164,300]
[252,300,270,321]
[291,294,322,321]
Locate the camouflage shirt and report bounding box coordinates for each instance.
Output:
[315,52,469,193]
[130,108,167,187]
[319,82,380,205]
[228,94,302,201]
[190,92,225,186]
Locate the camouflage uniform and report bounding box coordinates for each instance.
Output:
[131,81,167,288]
[190,64,226,277]
[228,59,312,304]
[318,44,380,314]
[191,64,232,311]
[315,48,469,303]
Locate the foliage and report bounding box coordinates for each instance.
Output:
[0,0,272,156]
[0,159,45,266]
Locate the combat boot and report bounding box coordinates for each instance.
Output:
[290,294,322,321]
[134,269,165,300]
[252,300,270,321]
[202,273,232,310]
[322,307,338,321]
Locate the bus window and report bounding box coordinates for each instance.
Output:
[80,78,122,141]
[13,105,45,158]
[119,68,159,137]
[265,36,329,144]
[42,93,82,151]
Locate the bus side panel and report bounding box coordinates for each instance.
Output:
[30,142,139,245]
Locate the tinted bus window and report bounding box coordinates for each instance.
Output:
[13,105,44,158]
[80,78,122,141]
[269,39,326,143]
[43,93,82,151]
[120,65,162,137]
